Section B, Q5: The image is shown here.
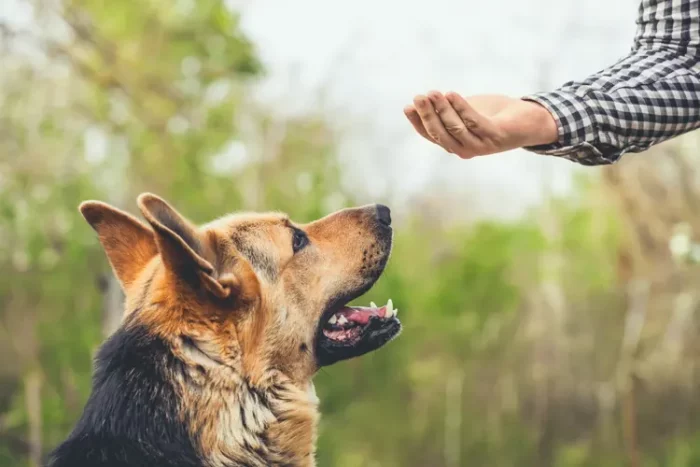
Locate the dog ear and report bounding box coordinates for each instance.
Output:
[136,193,242,300]
[79,201,158,290]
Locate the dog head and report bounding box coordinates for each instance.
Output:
[80,193,401,385]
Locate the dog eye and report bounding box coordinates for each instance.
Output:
[292,229,309,253]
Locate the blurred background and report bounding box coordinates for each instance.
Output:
[1,0,700,465]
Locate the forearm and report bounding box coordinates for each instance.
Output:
[523,49,700,165]
[522,0,700,165]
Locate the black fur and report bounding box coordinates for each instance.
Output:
[47,323,203,467]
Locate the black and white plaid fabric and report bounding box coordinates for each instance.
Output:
[523,0,700,165]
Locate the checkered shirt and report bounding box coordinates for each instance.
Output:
[523,0,700,165]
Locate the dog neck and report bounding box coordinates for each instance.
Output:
[172,332,320,467]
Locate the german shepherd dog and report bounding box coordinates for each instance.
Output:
[48,194,401,467]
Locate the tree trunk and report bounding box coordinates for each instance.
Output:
[24,368,42,467]
[102,274,124,337]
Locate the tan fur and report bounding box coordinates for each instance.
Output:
[80,201,158,291]
[80,193,391,466]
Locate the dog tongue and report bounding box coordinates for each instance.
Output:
[337,306,387,325]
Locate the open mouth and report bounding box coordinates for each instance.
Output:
[316,299,402,367]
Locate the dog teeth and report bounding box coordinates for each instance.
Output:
[328,315,337,325]
[370,301,377,308]
[337,315,348,325]
[385,298,396,318]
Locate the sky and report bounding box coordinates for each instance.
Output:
[1,0,641,219]
[236,0,639,219]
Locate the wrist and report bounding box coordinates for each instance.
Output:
[519,100,559,146]
[495,100,559,148]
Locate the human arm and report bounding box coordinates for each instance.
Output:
[405,0,700,165]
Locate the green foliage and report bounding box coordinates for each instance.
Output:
[2,1,700,467]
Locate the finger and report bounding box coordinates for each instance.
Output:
[445,92,499,139]
[403,105,436,144]
[428,91,482,150]
[413,94,462,153]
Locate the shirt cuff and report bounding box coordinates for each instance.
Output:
[521,91,620,166]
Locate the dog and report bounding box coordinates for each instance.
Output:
[47,193,400,467]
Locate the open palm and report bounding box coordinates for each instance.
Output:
[404,92,558,159]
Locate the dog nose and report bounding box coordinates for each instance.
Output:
[376,204,392,226]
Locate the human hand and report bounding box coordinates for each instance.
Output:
[404,92,558,159]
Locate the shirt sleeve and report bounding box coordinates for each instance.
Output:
[522,0,700,165]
